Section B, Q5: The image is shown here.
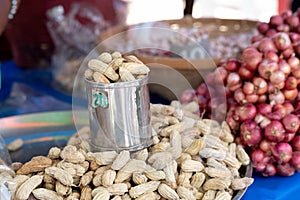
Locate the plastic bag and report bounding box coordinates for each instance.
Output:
[46,2,109,94]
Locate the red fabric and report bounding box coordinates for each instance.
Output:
[278,0,290,14]
[4,0,117,69]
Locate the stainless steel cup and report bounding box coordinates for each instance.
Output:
[85,74,152,151]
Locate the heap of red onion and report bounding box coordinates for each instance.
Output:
[181,9,300,176]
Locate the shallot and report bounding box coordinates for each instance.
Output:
[276,163,295,176]
[290,151,300,170]
[264,121,285,142]
[180,9,300,176]
[282,114,300,133]
[271,142,293,163]
[240,120,262,146]
[292,136,300,151]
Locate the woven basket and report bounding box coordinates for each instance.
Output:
[100,17,258,101]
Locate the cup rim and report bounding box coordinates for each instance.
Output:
[85,73,149,89]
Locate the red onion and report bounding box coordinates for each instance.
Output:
[224,87,232,98]
[252,35,264,43]
[204,86,213,99]
[255,162,267,172]
[216,103,227,118]
[228,83,242,92]
[207,86,218,98]
[283,89,298,100]
[282,114,300,133]
[213,72,226,85]
[234,137,243,146]
[227,72,241,88]
[295,95,300,106]
[246,94,259,103]
[266,111,283,121]
[277,163,295,176]
[180,9,300,177]
[251,149,266,164]
[258,59,279,80]
[214,67,228,84]
[271,142,293,163]
[180,89,196,104]
[292,69,300,79]
[266,29,277,37]
[210,97,223,110]
[269,91,285,105]
[259,139,272,153]
[283,132,296,142]
[238,65,254,80]
[269,15,284,27]
[257,103,272,115]
[274,32,292,51]
[277,24,290,32]
[265,51,279,62]
[281,10,293,19]
[226,115,239,131]
[253,77,268,95]
[269,70,286,85]
[225,59,240,72]
[236,104,257,121]
[243,82,254,95]
[234,88,246,105]
[242,47,263,71]
[289,32,300,43]
[283,102,294,114]
[288,56,300,71]
[258,94,267,103]
[227,99,238,109]
[293,103,300,117]
[196,95,208,108]
[273,104,287,117]
[240,120,262,146]
[285,76,298,89]
[292,136,300,151]
[258,38,277,54]
[274,81,285,90]
[268,82,276,93]
[278,59,291,76]
[295,24,300,34]
[196,83,208,95]
[257,22,269,34]
[264,121,285,142]
[290,151,300,170]
[262,163,277,177]
[286,15,299,29]
[294,42,300,57]
[280,46,294,59]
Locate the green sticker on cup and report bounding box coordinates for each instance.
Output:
[92,90,109,108]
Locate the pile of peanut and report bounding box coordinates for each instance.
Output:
[85,52,150,83]
[0,101,253,200]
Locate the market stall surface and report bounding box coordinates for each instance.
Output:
[1,61,300,200]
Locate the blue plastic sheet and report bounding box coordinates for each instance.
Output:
[243,173,300,200]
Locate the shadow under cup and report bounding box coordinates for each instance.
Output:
[85,74,152,151]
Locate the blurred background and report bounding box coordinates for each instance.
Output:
[0,0,290,65]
